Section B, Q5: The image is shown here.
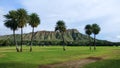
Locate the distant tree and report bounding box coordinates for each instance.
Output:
[92,24,101,50]
[17,8,28,52]
[85,24,92,50]
[55,20,67,51]
[29,13,40,52]
[4,10,19,52]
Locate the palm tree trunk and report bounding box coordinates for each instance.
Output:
[13,30,19,52]
[89,35,91,50]
[94,34,96,50]
[62,32,65,51]
[30,27,34,52]
[20,27,23,52]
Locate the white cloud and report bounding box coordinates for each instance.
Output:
[20,0,120,23]
[13,0,120,41]
[0,7,10,35]
[0,8,4,23]
[0,0,120,42]
[117,35,120,39]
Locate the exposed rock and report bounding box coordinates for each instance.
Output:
[0,29,90,42]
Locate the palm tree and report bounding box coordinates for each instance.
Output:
[92,24,101,50]
[17,8,28,52]
[29,13,40,52]
[4,10,19,52]
[55,20,66,51]
[85,24,92,50]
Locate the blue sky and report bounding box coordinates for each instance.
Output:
[0,0,120,42]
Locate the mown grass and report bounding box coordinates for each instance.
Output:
[0,46,120,68]
[83,46,120,68]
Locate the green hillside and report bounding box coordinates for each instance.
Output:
[0,29,88,41]
[0,29,117,46]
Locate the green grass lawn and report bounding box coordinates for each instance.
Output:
[0,46,120,68]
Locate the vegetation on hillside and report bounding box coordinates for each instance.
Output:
[0,29,119,47]
[0,8,120,68]
[2,8,120,51]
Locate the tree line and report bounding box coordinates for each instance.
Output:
[4,8,102,52]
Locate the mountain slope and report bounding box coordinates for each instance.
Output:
[0,29,90,41]
[0,29,116,46]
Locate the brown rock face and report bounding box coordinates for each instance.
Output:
[0,29,90,42]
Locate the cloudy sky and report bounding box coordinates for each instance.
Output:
[0,0,120,42]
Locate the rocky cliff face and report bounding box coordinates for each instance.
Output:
[0,29,116,46]
[0,29,90,42]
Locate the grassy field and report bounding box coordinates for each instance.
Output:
[0,46,120,68]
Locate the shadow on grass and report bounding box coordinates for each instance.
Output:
[83,59,120,68]
[0,62,38,68]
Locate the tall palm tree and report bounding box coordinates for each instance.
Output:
[17,8,28,52]
[92,24,100,50]
[4,10,19,52]
[55,20,66,51]
[29,13,40,52]
[85,24,92,50]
